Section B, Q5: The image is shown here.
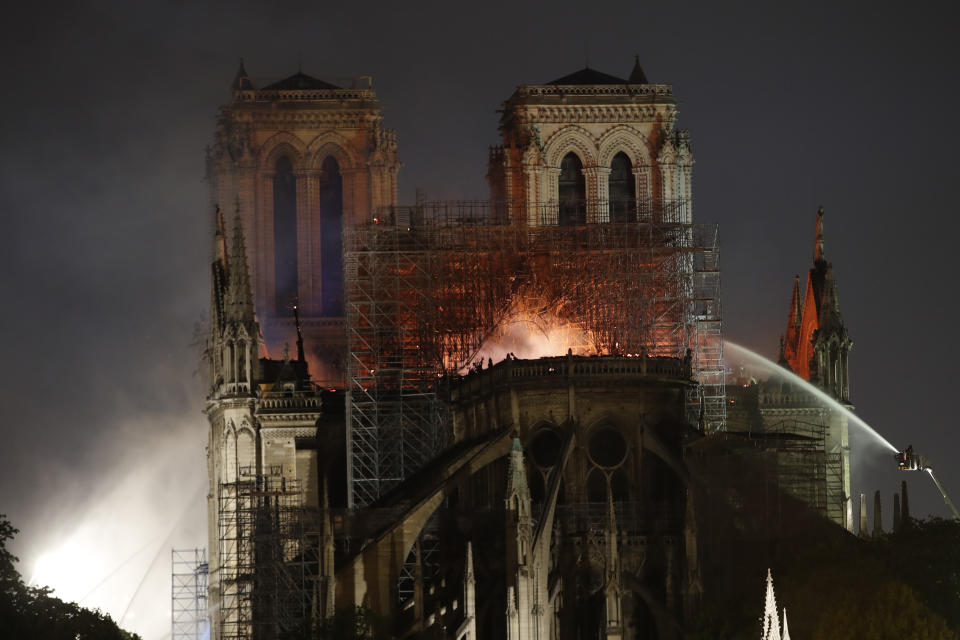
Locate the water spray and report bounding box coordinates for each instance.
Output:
[895,446,960,521]
[723,341,898,452]
[724,341,960,522]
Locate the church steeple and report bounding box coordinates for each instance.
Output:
[810,210,851,401]
[779,207,851,399]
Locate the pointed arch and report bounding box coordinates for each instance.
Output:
[259,131,307,170]
[597,125,651,167]
[543,125,597,168]
[236,426,256,476]
[558,152,586,225]
[306,132,360,171]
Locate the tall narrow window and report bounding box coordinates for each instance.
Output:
[318,156,344,316]
[558,152,586,225]
[273,156,298,315]
[609,152,636,222]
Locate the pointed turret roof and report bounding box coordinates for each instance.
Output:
[788,275,802,334]
[232,58,255,91]
[628,55,649,83]
[210,206,229,333]
[263,71,341,91]
[504,436,533,529]
[226,213,255,322]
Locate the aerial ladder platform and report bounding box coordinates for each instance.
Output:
[896,445,960,522]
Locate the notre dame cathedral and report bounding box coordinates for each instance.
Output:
[203,58,852,640]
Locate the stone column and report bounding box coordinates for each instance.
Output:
[584,167,611,223]
[633,166,651,219]
[529,166,550,226]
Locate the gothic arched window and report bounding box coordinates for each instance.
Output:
[273,156,298,315]
[587,468,607,503]
[558,152,586,225]
[609,152,636,222]
[318,156,344,316]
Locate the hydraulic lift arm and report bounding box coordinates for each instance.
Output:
[896,446,960,522]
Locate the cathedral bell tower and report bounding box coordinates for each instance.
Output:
[489,56,693,226]
[207,60,401,386]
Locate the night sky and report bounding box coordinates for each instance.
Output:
[2,2,958,637]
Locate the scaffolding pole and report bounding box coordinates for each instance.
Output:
[172,548,208,640]
[344,199,725,507]
[216,476,314,640]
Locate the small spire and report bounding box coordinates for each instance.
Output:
[505,437,531,520]
[782,608,791,640]
[604,487,623,636]
[232,58,254,91]
[465,540,474,582]
[227,213,255,322]
[628,55,649,84]
[762,569,781,640]
[814,206,825,263]
[293,300,305,362]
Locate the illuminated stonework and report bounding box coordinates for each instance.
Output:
[207,61,400,386]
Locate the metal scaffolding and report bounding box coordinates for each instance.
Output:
[344,199,724,507]
[216,476,315,640]
[763,415,844,523]
[172,548,208,640]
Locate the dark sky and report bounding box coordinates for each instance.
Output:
[1,1,958,635]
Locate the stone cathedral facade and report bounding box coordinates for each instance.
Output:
[203,59,842,640]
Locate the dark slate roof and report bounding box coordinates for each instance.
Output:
[547,67,629,85]
[262,72,341,90]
